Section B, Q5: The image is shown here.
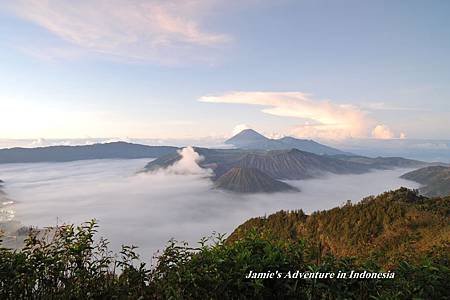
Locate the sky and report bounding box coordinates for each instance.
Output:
[0,0,449,141]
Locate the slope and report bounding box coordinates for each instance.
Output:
[214,167,298,193]
[401,166,450,197]
[228,188,450,267]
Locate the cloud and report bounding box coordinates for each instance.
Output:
[4,0,231,64]
[371,124,406,140]
[371,124,395,139]
[0,159,420,259]
[364,102,429,112]
[200,92,372,140]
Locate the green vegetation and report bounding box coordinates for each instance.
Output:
[230,188,450,268]
[1,188,449,299]
[401,166,450,197]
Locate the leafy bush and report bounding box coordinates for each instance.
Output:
[1,220,449,299]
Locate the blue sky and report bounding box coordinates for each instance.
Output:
[0,0,449,140]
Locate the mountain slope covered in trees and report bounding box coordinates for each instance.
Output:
[229,188,450,267]
[401,166,450,197]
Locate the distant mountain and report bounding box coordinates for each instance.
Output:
[225,129,349,155]
[145,145,433,194]
[145,147,371,180]
[144,148,252,178]
[225,129,268,147]
[145,147,430,180]
[214,167,298,193]
[0,180,7,202]
[0,142,178,164]
[401,166,450,197]
[332,155,427,169]
[146,146,414,194]
[236,149,372,179]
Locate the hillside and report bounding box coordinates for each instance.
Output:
[145,147,375,193]
[0,180,4,197]
[229,188,450,267]
[401,166,450,197]
[145,147,423,181]
[214,167,297,193]
[145,148,371,178]
[333,154,427,169]
[236,149,369,179]
[0,142,178,164]
[2,215,449,299]
[2,189,448,299]
[225,129,349,155]
[145,146,431,193]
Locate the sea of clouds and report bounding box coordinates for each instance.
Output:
[0,148,421,260]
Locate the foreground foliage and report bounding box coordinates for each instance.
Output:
[230,188,450,267]
[1,188,449,299]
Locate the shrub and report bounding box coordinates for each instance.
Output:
[1,220,449,299]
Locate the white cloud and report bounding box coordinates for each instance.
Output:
[200,91,373,140]
[371,124,395,139]
[365,102,427,112]
[4,0,231,64]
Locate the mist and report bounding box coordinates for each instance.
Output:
[0,158,420,259]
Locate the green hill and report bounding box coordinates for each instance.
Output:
[229,188,450,267]
[401,166,450,197]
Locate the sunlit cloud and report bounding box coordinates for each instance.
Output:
[371,124,395,139]
[364,102,429,112]
[200,91,376,140]
[200,92,410,140]
[3,0,231,64]
[370,125,406,140]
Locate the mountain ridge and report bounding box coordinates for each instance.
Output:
[225,129,350,155]
[0,142,179,164]
[144,147,428,193]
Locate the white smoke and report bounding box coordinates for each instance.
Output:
[165,146,212,176]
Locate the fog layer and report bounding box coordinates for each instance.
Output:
[0,159,420,258]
